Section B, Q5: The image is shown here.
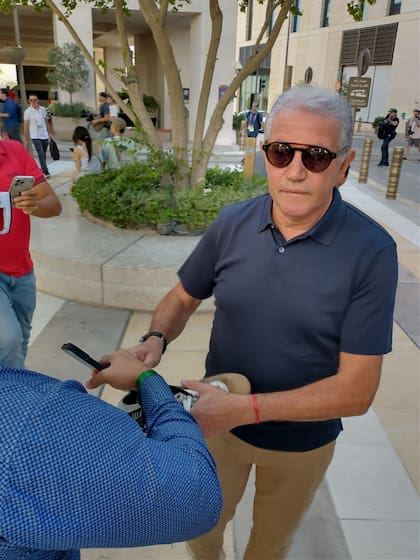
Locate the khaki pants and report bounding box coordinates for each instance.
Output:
[187,432,335,560]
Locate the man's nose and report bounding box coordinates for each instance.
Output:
[286,150,306,178]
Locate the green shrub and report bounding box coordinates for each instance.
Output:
[71,159,267,232]
[232,111,246,130]
[372,116,384,132]
[72,163,173,228]
[48,101,91,118]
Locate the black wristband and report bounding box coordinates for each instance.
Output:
[139,331,168,354]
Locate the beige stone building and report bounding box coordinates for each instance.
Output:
[1,1,418,142]
[236,0,420,123]
[0,0,237,144]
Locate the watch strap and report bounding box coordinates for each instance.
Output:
[139,331,168,354]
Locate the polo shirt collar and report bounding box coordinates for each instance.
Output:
[258,187,346,246]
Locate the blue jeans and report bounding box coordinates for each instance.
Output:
[32,138,49,175]
[0,270,36,368]
[380,136,394,165]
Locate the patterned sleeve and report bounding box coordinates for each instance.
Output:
[3,375,221,551]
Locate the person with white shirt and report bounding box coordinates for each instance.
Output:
[403,109,420,160]
[23,94,53,176]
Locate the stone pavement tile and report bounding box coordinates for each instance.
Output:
[119,311,213,352]
[328,443,419,521]
[375,338,419,409]
[374,406,419,492]
[339,519,419,560]
[29,292,64,344]
[386,227,420,279]
[394,280,420,346]
[81,542,189,559]
[372,324,420,490]
[26,301,130,393]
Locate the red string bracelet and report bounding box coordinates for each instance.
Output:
[251,393,260,424]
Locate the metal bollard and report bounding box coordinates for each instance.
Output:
[243,136,257,178]
[357,117,362,132]
[239,131,245,151]
[386,146,404,200]
[239,121,247,151]
[358,137,373,183]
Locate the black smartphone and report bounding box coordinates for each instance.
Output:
[61,342,106,370]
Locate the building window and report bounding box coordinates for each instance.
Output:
[361,0,370,20]
[246,0,253,41]
[340,23,398,66]
[388,0,401,15]
[321,0,331,27]
[291,0,301,33]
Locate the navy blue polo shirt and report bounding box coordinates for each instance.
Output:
[178,189,398,452]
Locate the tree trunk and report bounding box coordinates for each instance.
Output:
[45,0,161,149]
[139,0,189,190]
[114,0,161,147]
[189,0,294,186]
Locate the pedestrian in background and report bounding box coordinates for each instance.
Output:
[71,125,101,181]
[23,93,53,177]
[91,91,111,142]
[378,108,399,167]
[100,116,141,170]
[403,108,420,160]
[0,139,61,369]
[246,102,264,138]
[124,86,398,559]
[107,94,120,117]
[0,87,22,142]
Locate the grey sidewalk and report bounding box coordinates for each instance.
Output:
[27,149,419,559]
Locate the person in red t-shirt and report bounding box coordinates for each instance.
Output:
[0,140,61,368]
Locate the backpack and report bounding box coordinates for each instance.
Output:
[377,119,387,140]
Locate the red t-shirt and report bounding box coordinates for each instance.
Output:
[0,140,45,276]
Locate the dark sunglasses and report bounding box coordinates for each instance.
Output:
[262,142,349,173]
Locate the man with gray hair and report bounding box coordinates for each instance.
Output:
[124,86,398,559]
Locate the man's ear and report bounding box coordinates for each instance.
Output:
[336,149,355,186]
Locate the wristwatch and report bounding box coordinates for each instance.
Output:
[139,331,168,354]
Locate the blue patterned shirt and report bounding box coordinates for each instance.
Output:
[0,368,221,559]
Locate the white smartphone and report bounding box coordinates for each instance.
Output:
[9,176,35,205]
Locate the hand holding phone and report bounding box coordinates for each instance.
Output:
[61,342,106,371]
[9,176,35,206]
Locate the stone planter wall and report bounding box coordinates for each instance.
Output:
[51,117,87,142]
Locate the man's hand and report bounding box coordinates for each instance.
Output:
[86,349,148,391]
[181,380,254,438]
[127,338,163,368]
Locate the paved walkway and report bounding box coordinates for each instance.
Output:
[26,149,419,559]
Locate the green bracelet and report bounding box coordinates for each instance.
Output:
[136,369,158,392]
